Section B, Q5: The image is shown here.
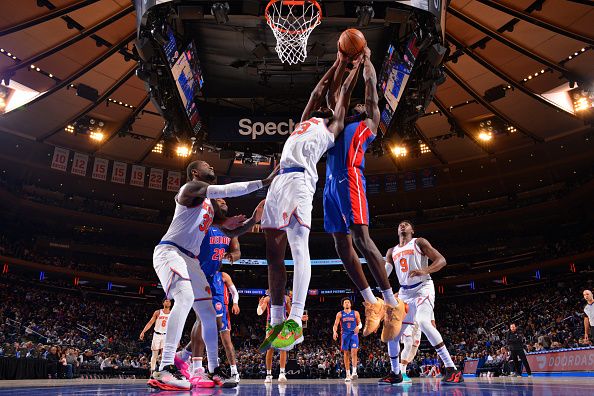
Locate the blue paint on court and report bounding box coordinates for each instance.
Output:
[1,379,593,396]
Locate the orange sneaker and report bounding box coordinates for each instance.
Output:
[362,298,385,336]
[381,299,408,342]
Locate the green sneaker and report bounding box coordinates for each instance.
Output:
[258,322,284,352]
[402,372,412,383]
[271,319,304,351]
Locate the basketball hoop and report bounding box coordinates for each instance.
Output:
[265,0,322,64]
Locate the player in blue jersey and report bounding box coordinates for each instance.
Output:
[324,46,405,342]
[333,297,362,382]
[175,198,264,387]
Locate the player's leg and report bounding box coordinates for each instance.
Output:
[341,334,351,381]
[219,307,239,380]
[350,347,358,379]
[260,229,288,351]
[265,348,273,383]
[272,219,310,350]
[149,338,160,374]
[190,320,205,374]
[279,350,288,382]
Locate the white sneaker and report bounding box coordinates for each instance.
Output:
[345,374,352,382]
[278,373,287,382]
[232,372,240,382]
[265,375,273,383]
[148,365,191,391]
[351,373,358,380]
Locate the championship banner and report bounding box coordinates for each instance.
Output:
[91,157,109,181]
[421,168,435,188]
[367,174,382,194]
[166,171,181,192]
[385,174,398,193]
[148,168,164,190]
[130,165,146,187]
[404,171,417,191]
[71,152,89,177]
[50,147,69,172]
[111,161,127,184]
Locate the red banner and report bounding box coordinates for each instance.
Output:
[91,157,108,181]
[149,168,164,190]
[50,147,69,172]
[111,161,127,184]
[527,348,594,372]
[130,165,145,187]
[167,171,181,192]
[71,152,89,177]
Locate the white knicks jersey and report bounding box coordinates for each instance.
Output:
[279,117,334,193]
[154,309,170,333]
[160,194,214,256]
[391,238,431,286]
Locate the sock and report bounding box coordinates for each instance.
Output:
[192,357,203,372]
[381,288,398,307]
[400,363,407,375]
[267,369,272,376]
[271,305,285,326]
[179,348,191,362]
[230,364,238,375]
[280,368,285,374]
[387,340,400,374]
[436,345,456,369]
[360,287,378,304]
[352,365,357,374]
[286,221,311,328]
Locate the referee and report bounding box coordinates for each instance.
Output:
[584,290,593,343]
[506,323,532,377]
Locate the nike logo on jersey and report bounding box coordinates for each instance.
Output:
[338,177,347,183]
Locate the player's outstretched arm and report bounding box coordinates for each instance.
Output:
[223,237,241,264]
[328,54,363,138]
[333,312,342,340]
[301,57,341,122]
[139,310,159,340]
[257,296,269,315]
[409,238,447,277]
[362,47,381,133]
[355,311,362,334]
[221,199,265,238]
[327,51,349,110]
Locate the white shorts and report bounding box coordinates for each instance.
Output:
[153,244,212,301]
[151,333,165,350]
[398,280,436,329]
[261,172,313,229]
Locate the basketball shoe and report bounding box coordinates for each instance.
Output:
[189,367,215,388]
[264,374,273,383]
[174,353,190,380]
[381,299,408,342]
[378,371,403,386]
[148,364,191,391]
[362,298,385,336]
[259,323,284,352]
[278,372,287,382]
[271,319,304,351]
[210,366,238,388]
[402,371,412,383]
[442,367,464,383]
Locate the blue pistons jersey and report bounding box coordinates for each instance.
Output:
[198,225,231,284]
[341,310,356,334]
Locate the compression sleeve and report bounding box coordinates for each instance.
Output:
[206,180,263,199]
[229,285,239,305]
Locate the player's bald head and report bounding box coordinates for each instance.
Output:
[584,290,593,301]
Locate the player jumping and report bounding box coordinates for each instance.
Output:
[333,297,362,382]
[379,220,463,385]
[259,53,363,352]
[324,46,405,342]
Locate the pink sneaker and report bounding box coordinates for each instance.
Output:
[174,353,190,380]
[190,370,215,388]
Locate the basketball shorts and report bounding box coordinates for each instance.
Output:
[212,294,230,332]
[262,172,313,229]
[397,280,436,335]
[151,333,165,350]
[153,244,212,302]
[323,169,369,234]
[341,333,359,351]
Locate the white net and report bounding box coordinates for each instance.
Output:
[265,0,322,64]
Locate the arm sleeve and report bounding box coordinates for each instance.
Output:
[229,285,239,305]
[257,306,264,315]
[385,262,393,277]
[206,180,263,199]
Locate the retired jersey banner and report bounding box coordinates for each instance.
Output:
[111,161,127,184]
[421,168,435,188]
[50,147,69,172]
[366,174,382,194]
[166,171,181,192]
[130,165,145,187]
[149,168,164,190]
[404,172,417,191]
[91,157,109,181]
[71,152,89,177]
[385,174,398,193]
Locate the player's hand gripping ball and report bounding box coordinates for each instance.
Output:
[338,28,367,57]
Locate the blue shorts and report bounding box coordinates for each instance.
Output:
[212,295,230,332]
[341,333,359,351]
[323,169,369,234]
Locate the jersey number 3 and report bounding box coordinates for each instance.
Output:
[399,258,409,273]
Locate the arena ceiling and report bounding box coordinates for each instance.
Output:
[0,0,592,177]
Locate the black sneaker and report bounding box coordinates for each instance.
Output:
[442,367,464,383]
[378,371,403,385]
[210,366,238,388]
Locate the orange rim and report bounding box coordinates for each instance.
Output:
[265,0,323,35]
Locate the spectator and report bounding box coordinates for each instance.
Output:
[506,323,532,377]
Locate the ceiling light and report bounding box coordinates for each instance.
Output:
[152,142,163,154]
[391,145,407,157]
[478,132,492,141]
[64,125,75,134]
[176,145,191,157]
[89,131,104,142]
[419,143,431,154]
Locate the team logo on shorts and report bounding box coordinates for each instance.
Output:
[352,343,357,347]
[215,302,223,311]
[283,212,288,221]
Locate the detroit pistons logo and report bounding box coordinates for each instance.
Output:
[215,302,223,311]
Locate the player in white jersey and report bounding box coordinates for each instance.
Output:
[259,53,363,352]
[139,299,172,374]
[149,160,275,391]
[378,220,463,385]
[396,313,436,383]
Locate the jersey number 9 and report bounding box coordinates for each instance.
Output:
[399,258,409,273]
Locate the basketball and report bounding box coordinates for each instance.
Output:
[338,28,367,57]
